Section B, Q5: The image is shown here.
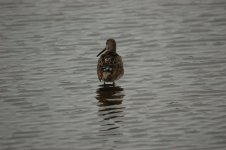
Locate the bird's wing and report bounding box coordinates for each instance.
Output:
[112,55,124,80]
[97,57,104,81]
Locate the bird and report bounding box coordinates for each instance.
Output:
[97,39,124,86]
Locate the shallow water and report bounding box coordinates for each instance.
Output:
[1,0,226,149]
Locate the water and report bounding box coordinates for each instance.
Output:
[1,0,226,149]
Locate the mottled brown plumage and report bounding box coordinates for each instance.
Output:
[97,39,124,84]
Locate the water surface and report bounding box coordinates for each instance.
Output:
[1,0,226,149]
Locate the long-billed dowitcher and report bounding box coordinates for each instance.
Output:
[97,39,124,85]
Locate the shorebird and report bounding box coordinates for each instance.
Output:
[97,39,124,85]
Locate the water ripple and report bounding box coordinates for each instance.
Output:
[0,0,226,149]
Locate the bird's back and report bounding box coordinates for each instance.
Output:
[97,51,124,82]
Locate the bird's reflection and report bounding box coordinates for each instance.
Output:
[96,84,125,132]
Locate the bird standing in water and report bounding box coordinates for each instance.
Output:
[97,39,124,86]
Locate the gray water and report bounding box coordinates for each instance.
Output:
[1,0,226,149]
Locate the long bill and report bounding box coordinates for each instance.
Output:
[96,48,106,57]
